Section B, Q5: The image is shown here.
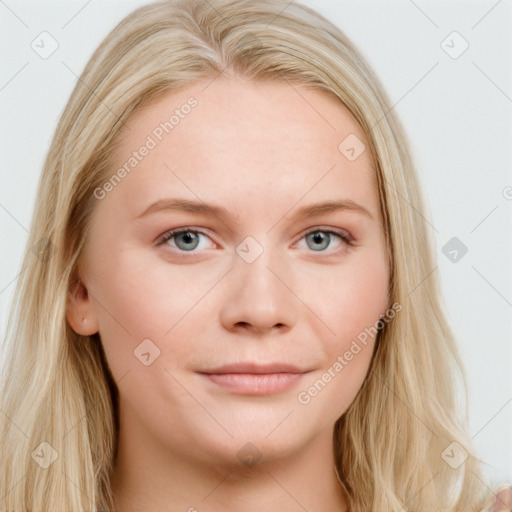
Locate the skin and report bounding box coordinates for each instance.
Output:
[67,75,390,512]
[490,487,512,512]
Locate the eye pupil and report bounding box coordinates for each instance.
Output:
[163,229,345,254]
[176,231,199,250]
[307,231,330,251]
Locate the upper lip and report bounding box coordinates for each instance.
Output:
[198,363,310,374]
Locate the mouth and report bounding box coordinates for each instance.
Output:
[197,363,312,396]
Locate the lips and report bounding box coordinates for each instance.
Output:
[197,362,311,395]
[201,362,308,375]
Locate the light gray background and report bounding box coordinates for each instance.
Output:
[1,0,511,487]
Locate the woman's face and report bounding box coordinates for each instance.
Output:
[69,76,390,468]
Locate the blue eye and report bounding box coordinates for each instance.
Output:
[158,229,214,252]
[306,231,332,251]
[157,227,353,254]
[297,228,353,253]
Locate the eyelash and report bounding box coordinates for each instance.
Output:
[156,226,354,255]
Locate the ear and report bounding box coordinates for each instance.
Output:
[66,275,99,336]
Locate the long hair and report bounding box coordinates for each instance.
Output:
[0,1,491,510]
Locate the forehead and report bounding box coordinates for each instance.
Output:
[101,77,380,223]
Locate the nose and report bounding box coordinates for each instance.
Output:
[219,242,298,335]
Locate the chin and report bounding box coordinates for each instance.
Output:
[184,413,320,469]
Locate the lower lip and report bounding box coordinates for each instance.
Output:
[200,372,304,395]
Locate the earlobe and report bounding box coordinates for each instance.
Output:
[66,278,99,335]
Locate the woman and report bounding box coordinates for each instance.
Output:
[0,0,509,510]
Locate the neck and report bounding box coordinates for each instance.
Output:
[111,419,348,512]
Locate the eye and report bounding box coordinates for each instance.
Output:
[294,227,353,253]
[155,226,353,255]
[156,228,215,252]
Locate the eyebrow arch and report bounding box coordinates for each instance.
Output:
[136,197,373,221]
[291,199,373,221]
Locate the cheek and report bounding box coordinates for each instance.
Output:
[86,249,222,372]
[315,247,388,387]
[85,251,172,368]
[316,245,389,344]
[296,255,388,421]
[90,247,199,329]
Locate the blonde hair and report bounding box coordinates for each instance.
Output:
[0,0,493,510]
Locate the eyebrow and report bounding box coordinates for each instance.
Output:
[136,197,373,222]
